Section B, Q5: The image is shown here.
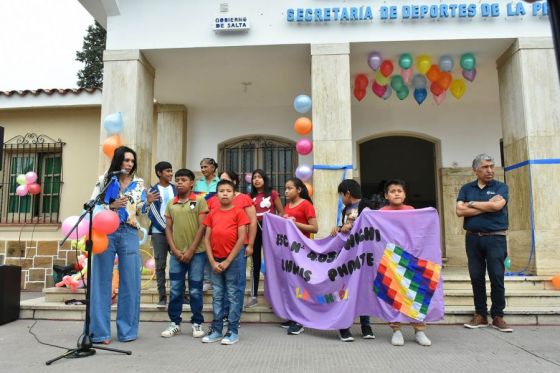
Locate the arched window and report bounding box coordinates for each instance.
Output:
[219,136,296,198]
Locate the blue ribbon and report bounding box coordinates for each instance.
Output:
[313,164,353,225]
[501,159,560,275]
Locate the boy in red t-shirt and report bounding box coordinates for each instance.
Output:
[202,180,249,345]
[379,179,431,347]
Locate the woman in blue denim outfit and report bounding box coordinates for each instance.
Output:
[89,146,159,344]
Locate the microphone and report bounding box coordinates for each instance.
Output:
[108,169,127,176]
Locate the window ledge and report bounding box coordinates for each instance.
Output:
[0,224,60,233]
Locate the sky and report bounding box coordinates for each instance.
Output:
[0,0,94,91]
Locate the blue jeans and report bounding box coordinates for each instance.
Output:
[210,249,246,335]
[90,225,141,342]
[168,252,206,325]
[223,246,246,317]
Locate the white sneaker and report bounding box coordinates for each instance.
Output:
[391,330,404,346]
[192,323,205,338]
[161,322,181,338]
[415,331,432,346]
[203,282,212,292]
[244,297,258,308]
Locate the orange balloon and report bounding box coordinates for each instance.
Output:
[426,64,441,82]
[103,135,122,158]
[552,274,560,290]
[294,117,312,136]
[88,229,109,254]
[304,182,313,197]
[437,72,452,90]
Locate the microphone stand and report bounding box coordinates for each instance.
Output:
[46,177,132,365]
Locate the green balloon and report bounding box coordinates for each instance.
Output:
[16,174,27,185]
[399,53,413,69]
[391,75,404,91]
[460,53,476,71]
[504,257,511,270]
[396,85,409,100]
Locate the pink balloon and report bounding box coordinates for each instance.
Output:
[25,171,38,184]
[372,80,387,98]
[401,68,413,84]
[296,138,313,155]
[244,173,252,183]
[16,185,29,196]
[92,210,120,235]
[61,216,89,239]
[145,258,155,271]
[28,183,41,195]
[433,91,446,105]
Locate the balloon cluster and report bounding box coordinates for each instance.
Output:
[15,171,41,197]
[102,112,124,157]
[292,95,314,196]
[355,52,477,105]
[61,209,120,255]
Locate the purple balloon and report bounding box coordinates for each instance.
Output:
[462,68,477,82]
[295,165,313,181]
[367,52,382,71]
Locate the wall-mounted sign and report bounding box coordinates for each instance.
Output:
[286,1,549,23]
[214,16,250,32]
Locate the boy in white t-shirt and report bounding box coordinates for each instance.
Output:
[148,161,176,308]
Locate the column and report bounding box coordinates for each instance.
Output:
[99,50,155,183]
[497,38,560,275]
[155,104,188,176]
[311,43,353,236]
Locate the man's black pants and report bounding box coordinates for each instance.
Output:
[465,234,507,318]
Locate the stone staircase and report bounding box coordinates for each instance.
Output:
[20,268,560,325]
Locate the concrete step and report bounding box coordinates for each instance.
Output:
[19,297,560,325]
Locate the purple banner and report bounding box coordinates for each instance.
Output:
[262,208,444,330]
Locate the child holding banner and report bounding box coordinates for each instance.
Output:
[330,179,377,342]
[202,179,250,345]
[380,179,431,347]
[282,177,318,335]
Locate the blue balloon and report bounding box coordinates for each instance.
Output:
[439,55,454,72]
[293,95,312,113]
[103,112,124,134]
[412,74,427,89]
[383,85,392,100]
[414,88,427,105]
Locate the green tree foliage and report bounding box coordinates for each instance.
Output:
[76,21,106,88]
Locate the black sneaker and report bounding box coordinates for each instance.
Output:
[339,328,354,342]
[280,321,292,329]
[287,322,304,335]
[361,325,375,339]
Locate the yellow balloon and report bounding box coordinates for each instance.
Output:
[416,55,432,75]
[375,70,390,86]
[450,79,467,100]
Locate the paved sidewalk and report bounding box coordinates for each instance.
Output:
[1,320,560,372]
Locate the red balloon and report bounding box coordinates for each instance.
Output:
[92,210,120,235]
[28,183,41,195]
[380,60,394,77]
[354,74,368,89]
[430,82,445,96]
[426,64,441,82]
[354,88,366,101]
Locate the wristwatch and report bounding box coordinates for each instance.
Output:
[467,201,475,208]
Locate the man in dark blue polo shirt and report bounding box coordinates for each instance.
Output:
[456,154,513,333]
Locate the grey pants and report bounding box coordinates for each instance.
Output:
[151,233,169,300]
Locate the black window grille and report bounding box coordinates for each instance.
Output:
[1,133,65,224]
[219,136,296,201]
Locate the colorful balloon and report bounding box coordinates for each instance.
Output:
[304,182,313,197]
[244,173,252,183]
[504,257,511,270]
[353,88,366,102]
[103,112,124,134]
[25,171,38,184]
[460,53,476,71]
[16,174,27,186]
[462,68,477,82]
[27,183,41,195]
[383,85,392,100]
[92,209,120,235]
[416,55,432,75]
[437,72,453,90]
[552,274,560,290]
[426,64,441,83]
[412,74,427,89]
[295,165,313,182]
[430,82,445,96]
[433,92,446,105]
[439,55,454,72]
[399,53,413,69]
[354,74,368,89]
[88,230,109,254]
[372,80,387,98]
[374,70,389,86]
[380,60,394,77]
[413,88,428,105]
[102,135,122,158]
[145,258,155,271]
[401,68,413,84]
[367,52,382,71]
[294,117,312,135]
[390,75,404,92]
[293,95,312,113]
[61,215,89,239]
[396,86,409,100]
[296,138,313,155]
[16,185,28,196]
[450,79,467,99]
